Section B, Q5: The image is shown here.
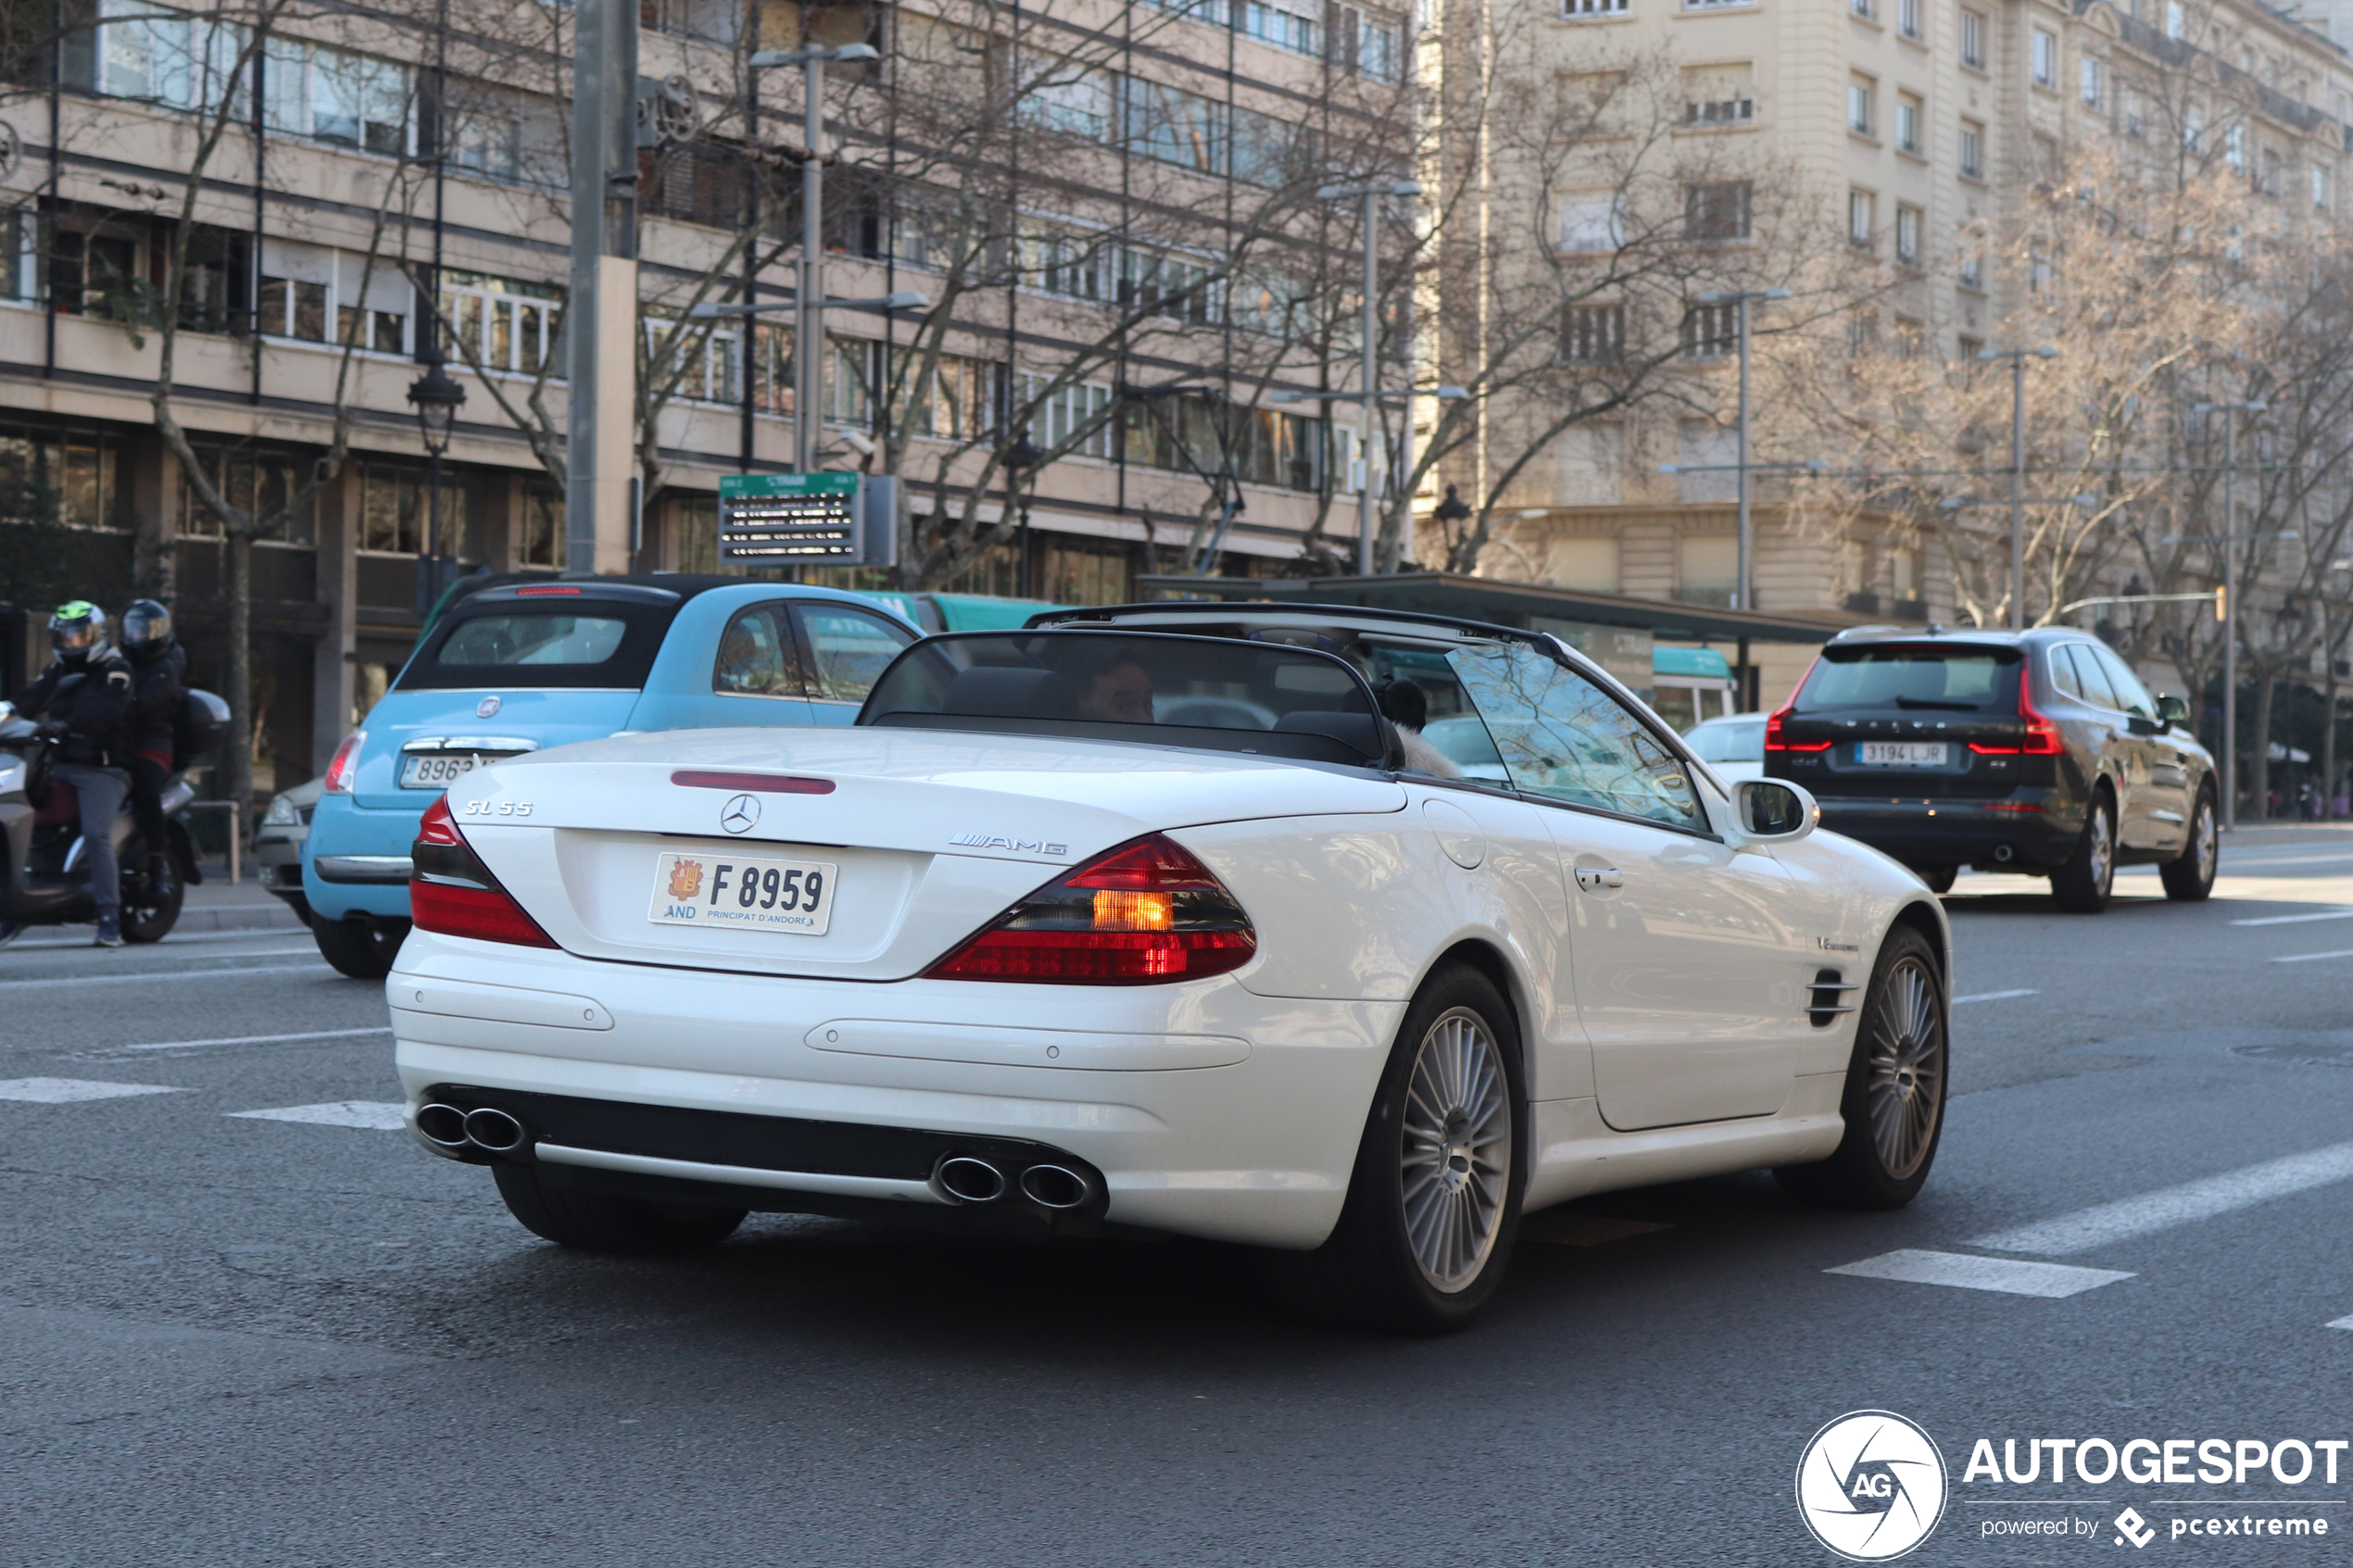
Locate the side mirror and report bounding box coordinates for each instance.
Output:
[2156,693,2190,726]
[1730,778,1818,846]
[2127,713,2162,737]
[0,701,13,724]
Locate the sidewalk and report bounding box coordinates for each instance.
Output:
[176,858,308,934]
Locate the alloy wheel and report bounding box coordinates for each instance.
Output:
[1398,1008,1512,1292]
[1866,957,1944,1181]
[2194,799,2217,884]
[2090,802,2114,894]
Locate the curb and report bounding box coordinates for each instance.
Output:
[173,904,309,934]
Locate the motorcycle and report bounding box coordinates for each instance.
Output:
[0,688,227,949]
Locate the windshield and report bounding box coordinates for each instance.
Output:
[859,631,1390,767]
[396,605,671,690]
[1795,646,2020,712]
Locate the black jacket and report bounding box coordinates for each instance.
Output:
[15,650,136,767]
[128,640,187,753]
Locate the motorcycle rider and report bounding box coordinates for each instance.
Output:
[119,598,186,898]
[12,601,136,947]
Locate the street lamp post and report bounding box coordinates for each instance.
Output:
[747,42,879,471]
[999,431,1041,596]
[2192,397,2268,830]
[406,358,466,617]
[1694,289,1788,618]
[1315,180,1420,575]
[1976,346,2059,629]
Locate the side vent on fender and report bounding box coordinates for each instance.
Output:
[1808,968,1860,1027]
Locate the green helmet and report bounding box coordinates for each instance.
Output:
[48,600,108,665]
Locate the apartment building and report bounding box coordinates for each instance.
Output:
[0,0,1410,795]
[1428,0,2353,700]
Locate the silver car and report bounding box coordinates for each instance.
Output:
[254,779,321,926]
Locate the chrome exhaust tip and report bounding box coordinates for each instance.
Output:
[1017,1164,1091,1210]
[414,1102,471,1149]
[462,1106,528,1154]
[1993,843,2015,863]
[934,1155,1008,1204]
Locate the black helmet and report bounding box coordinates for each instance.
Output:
[121,598,173,658]
[48,600,107,666]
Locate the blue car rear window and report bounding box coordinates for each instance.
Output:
[396,605,671,690]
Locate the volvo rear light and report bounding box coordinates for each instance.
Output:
[409,796,557,947]
[925,834,1255,985]
[1764,705,1832,753]
[321,731,366,795]
[1967,670,2064,756]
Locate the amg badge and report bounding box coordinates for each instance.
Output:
[950,833,1067,856]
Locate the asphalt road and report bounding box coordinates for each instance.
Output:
[5,833,2353,1567]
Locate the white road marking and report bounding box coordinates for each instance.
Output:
[120,1026,392,1053]
[1520,1214,1672,1247]
[228,1101,407,1131]
[0,960,330,991]
[2231,909,2353,926]
[2327,1315,2353,1332]
[2272,949,2353,964]
[1827,1249,2133,1298]
[0,1077,186,1103]
[1954,988,2042,1004]
[1972,1140,2353,1256]
[8,925,307,950]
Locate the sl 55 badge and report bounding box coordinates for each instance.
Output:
[461,799,533,817]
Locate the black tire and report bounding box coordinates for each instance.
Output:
[1258,964,1526,1334]
[492,1162,746,1253]
[2159,785,2219,902]
[2050,789,2117,913]
[313,915,409,979]
[118,839,183,944]
[1916,865,1957,895]
[1776,926,1948,1210]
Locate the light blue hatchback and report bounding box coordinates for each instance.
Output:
[300,574,919,977]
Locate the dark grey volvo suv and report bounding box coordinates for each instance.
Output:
[1763,627,2217,912]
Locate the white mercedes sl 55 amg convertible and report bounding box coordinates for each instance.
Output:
[389,601,1949,1331]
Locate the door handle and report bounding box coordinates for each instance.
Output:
[1574,867,1624,892]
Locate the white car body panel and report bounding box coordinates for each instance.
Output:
[391,701,1944,1252]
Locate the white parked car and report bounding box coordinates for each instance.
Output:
[390,604,1949,1332]
[1682,710,1769,785]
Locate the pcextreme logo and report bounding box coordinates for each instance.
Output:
[1796,1410,1952,1562]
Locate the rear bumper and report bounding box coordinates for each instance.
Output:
[302,797,423,921]
[388,930,1403,1249]
[1813,794,2083,870]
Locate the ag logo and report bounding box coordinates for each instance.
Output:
[720,794,761,834]
[475,696,501,718]
[1795,1410,1948,1562]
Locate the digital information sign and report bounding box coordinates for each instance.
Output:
[717,472,898,570]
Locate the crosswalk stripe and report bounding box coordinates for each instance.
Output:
[120,1026,392,1052]
[2231,909,2353,926]
[2328,1315,2353,1332]
[1827,1249,2133,1298]
[227,1101,407,1130]
[2272,949,2353,964]
[0,961,330,991]
[1954,988,2041,1004]
[1972,1141,2353,1256]
[0,1077,185,1103]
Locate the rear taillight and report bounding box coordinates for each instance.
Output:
[925,834,1255,985]
[1764,705,1832,753]
[1967,670,2064,756]
[409,796,557,947]
[321,731,366,795]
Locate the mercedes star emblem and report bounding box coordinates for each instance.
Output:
[720,794,761,834]
[475,696,502,718]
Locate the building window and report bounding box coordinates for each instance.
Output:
[1558,192,1628,252]
[1958,250,1982,289]
[2165,0,2184,38]
[82,0,246,109]
[1852,0,1874,19]
[264,38,414,155]
[1846,310,1878,356]
[1681,0,1754,10]
[1025,63,1114,140]
[1013,373,1117,460]
[1680,63,1755,124]
[357,464,461,556]
[1682,181,1753,241]
[1332,6,1403,82]
[1849,76,1876,135]
[1677,535,1739,605]
[437,270,562,376]
[1122,79,1227,175]
[1239,0,1320,56]
[2314,164,2333,213]
[1563,0,1629,16]
[645,316,740,405]
[1959,8,1984,68]
[2224,122,2246,169]
[1562,303,1626,363]
[2032,27,2056,86]
[175,450,316,544]
[2081,55,2104,106]
[1957,333,1983,363]
[1897,0,1923,39]
[1895,93,1922,152]
[1959,118,1984,178]
[896,351,997,442]
[2029,252,2051,292]
[1121,247,1220,324]
[1848,189,1876,247]
[258,240,409,353]
[1895,203,1921,265]
[1894,317,1926,358]
[1680,301,1739,358]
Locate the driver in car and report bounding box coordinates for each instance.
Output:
[1070,655,1155,724]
